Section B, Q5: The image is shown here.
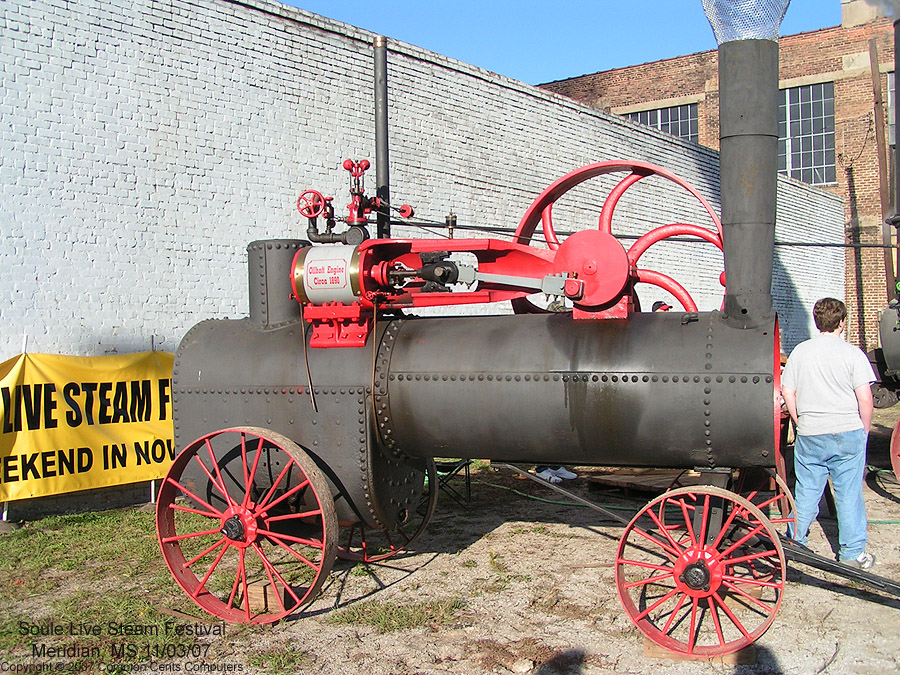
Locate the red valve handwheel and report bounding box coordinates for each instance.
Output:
[297,190,326,219]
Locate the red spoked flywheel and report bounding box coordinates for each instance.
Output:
[512,161,724,313]
[156,427,338,624]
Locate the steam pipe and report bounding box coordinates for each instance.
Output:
[374,36,390,239]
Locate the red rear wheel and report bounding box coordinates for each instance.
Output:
[156,427,337,623]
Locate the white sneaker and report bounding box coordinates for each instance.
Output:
[552,467,578,480]
[536,469,562,484]
[842,551,876,569]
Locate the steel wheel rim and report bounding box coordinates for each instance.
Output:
[337,459,438,562]
[156,427,338,624]
[616,486,785,656]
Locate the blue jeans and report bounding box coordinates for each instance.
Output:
[787,428,868,561]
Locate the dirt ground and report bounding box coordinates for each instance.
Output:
[7,410,900,675]
[219,406,900,675]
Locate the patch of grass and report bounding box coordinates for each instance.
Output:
[488,551,507,574]
[485,551,530,592]
[461,559,477,568]
[0,614,31,651]
[0,509,162,589]
[326,598,465,633]
[349,563,375,578]
[247,644,311,674]
[0,506,214,671]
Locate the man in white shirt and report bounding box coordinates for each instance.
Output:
[781,298,876,568]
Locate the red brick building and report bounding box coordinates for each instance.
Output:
[541,0,896,350]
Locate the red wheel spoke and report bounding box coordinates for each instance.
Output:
[631,525,682,558]
[624,571,676,589]
[240,433,250,488]
[694,493,710,546]
[662,592,688,635]
[264,508,322,524]
[203,439,238,510]
[708,596,727,648]
[680,495,700,547]
[722,580,779,613]
[723,575,782,590]
[242,436,266,509]
[169,502,221,520]
[253,547,288,613]
[252,542,303,607]
[183,538,228,569]
[267,532,322,570]
[259,528,324,550]
[721,548,780,568]
[226,556,242,610]
[256,462,295,511]
[616,558,673,573]
[255,478,310,516]
[162,527,222,544]
[192,452,233,508]
[717,522,766,561]
[633,587,681,622]
[193,542,230,599]
[709,501,745,551]
[687,598,699,654]
[239,548,250,622]
[711,592,753,642]
[164,477,223,517]
[645,503,687,554]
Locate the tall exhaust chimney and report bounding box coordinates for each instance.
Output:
[703,0,790,328]
[374,35,391,239]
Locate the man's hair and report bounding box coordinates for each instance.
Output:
[813,297,846,332]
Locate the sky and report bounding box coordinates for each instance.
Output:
[286,0,846,85]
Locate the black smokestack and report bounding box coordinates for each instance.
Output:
[374,35,390,239]
[703,0,790,328]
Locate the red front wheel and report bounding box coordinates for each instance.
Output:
[616,486,785,656]
[156,427,338,624]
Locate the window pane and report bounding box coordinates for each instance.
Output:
[778,81,835,184]
[620,103,698,142]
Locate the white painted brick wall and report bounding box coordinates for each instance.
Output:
[0,0,843,359]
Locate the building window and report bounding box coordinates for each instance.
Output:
[778,82,835,185]
[627,104,698,142]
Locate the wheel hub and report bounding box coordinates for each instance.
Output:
[681,561,711,590]
[672,546,723,598]
[220,515,245,542]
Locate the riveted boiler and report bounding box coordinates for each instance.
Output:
[155,1,809,658]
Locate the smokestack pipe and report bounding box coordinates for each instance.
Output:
[703,0,789,329]
[374,36,390,239]
[718,39,779,327]
[888,17,900,283]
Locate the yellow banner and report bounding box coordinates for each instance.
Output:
[0,352,175,501]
